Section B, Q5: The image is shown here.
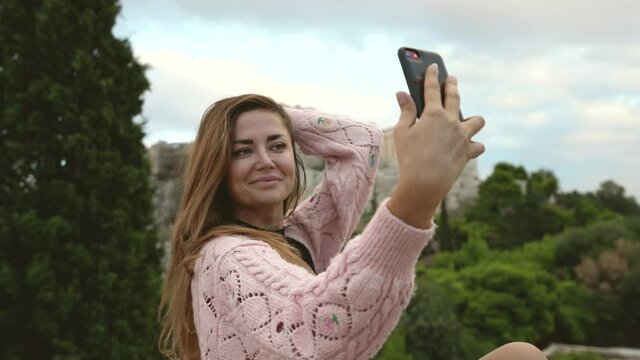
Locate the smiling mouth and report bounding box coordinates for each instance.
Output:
[250,177,281,184]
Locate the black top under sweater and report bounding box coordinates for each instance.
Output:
[236,220,316,274]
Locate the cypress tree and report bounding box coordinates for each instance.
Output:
[438,197,453,251]
[0,1,162,358]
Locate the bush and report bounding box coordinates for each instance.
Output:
[551,351,606,360]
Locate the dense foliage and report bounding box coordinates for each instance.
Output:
[376,163,640,359]
[552,352,607,360]
[0,1,162,358]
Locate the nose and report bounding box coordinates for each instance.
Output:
[254,148,275,169]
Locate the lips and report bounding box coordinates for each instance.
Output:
[249,176,281,184]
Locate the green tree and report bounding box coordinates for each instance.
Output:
[437,197,454,251]
[554,219,631,272]
[375,326,416,360]
[526,170,559,203]
[426,261,558,358]
[457,263,556,347]
[545,280,596,344]
[551,352,606,360]
[467,163,527,248]
[432,236,491,271]
[555,191,616,228]
[551,217,640,346]
[521,169,571,238]
[0,1,162,358]
[466,164,570,248]
[469,163,527,222]
[624,215,640,239]
[403,270,467,360]
[619,266,640,346]
[595,180,640,216]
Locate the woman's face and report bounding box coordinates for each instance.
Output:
[227,109,296,217]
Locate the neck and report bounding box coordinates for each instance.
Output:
[234,205,284,231]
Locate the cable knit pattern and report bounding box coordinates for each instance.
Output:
[191,109,436,359]
[283,108,383,273]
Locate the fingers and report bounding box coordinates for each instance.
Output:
[468,141,486,159]
[444,75,460,118]
[464,116,486,159]
[395,91,417,129]
[463,115,485,138]
[394,91,417,146]
[423,63,442,112]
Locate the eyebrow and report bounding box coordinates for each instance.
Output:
[233,134,284,144]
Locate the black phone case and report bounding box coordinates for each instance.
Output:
[398,47,463,120]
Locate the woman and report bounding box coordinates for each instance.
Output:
[159,65,547,360]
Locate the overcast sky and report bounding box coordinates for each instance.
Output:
[113,0,640,199]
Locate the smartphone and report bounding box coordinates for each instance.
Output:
[397,47,464,120]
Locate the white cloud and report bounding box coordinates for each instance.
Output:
[567,131,637,146]
[138,49,396,145]
[115,0,640,199]
[523,112,552,128]
[566,101,640,148]
[169,0,639,45]
[488,92,533,111]
[485,134,524,150]
[577,102,639,128]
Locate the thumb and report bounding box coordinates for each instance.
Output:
[396,91,417,129]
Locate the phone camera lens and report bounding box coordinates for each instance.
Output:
[405,50,419,59]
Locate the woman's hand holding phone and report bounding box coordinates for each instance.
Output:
[387,63,486,229]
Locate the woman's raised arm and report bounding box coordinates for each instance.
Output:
[284,108,384,273]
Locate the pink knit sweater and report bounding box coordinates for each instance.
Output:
[191,108,435,359]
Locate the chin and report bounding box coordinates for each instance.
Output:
[250,192,289,206]
[235,185,294,210]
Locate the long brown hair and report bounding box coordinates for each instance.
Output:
[158,94,308,359]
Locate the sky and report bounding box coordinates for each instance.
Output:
[113,0,640,200]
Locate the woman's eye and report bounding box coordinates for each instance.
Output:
[233,148,251,157]
[272,142,287,152]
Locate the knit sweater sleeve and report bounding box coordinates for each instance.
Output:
[192,199,435,360]
[283,108,383,272]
